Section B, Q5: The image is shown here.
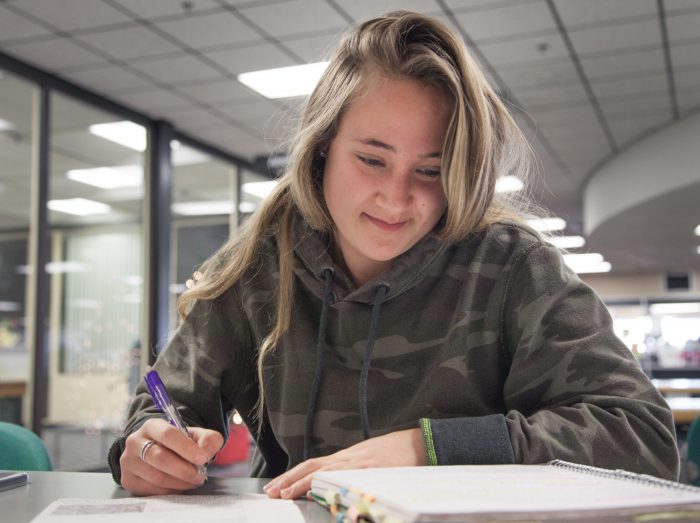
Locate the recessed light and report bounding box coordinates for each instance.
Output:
[695,224,700,236]
[527,217,566,232]
[67,165,142,189]
[89,121,146,151]
[238,62,329,99]
[171,200,234,216]
[47,198,112,216]
[562,253,611,274]
[546,235,586,249]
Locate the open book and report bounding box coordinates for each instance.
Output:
[309,461,700,522]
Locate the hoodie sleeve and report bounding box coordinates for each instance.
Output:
[422,241,679,480]
[108,286,257,484]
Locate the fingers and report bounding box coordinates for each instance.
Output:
[264,458,325,499]
[119,419,216,496]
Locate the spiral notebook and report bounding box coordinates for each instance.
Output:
[309,461,700,522]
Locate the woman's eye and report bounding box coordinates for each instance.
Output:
[418,168,441,178]
[357,155,384,167]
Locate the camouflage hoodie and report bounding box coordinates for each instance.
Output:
[108,215,679,483]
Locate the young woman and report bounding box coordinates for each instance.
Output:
[109,11,679,498]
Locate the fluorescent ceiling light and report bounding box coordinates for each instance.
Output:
[67,165,142,189]
[563,253,611,274]
[242,180,278,199]
[48,198,112,216]
[546,235,586,249]
[238,61,329,99]
[649,302,700,315]
[527,217,566,232]
[495,175,524,193]
[89,121,146,151]
[172,200,234,216]
[0,117,14,132]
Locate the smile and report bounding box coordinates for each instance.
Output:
[364,213,408,232]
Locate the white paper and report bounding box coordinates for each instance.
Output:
[30,494,304,523]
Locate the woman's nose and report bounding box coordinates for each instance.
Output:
[379,171,412,208]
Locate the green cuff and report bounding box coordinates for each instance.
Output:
[420,418,438,466]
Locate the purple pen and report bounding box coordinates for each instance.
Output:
[144,369,207,477]
[144,369,190,434]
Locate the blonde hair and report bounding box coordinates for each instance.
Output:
[178,11,534,424]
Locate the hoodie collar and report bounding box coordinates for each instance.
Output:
[291,211,450,304]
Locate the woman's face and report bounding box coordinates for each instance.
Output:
[323,75,450,287]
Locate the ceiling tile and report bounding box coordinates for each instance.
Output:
[338,0,441,22]
[205,42,296,75]
[111,89,191,114]
[671,40,700,67]
[664,0,700,13]
[113,0,222,19]
[11,0,132,32]
[516,83,589,109]
[237,0,349,39]
[453,0,556,42]
[581,47,665,79]
[600,96,671,119]
[675,67,700,90]
[3,37,104,71]
[130,54,223,84]
[527,105,598,126]
[155,11,263,50]
[67,64,154,94]
[568,19,661,56]
[591,72,668,99]
[172,79,260,104]
[0,5,54,43]
[280,31,342,63]
[554,0,656,26]
[666,10,700,41]
[169,107,226,130]
[77,24,182,60]
[608,113,671,146]
[678,90,700,115]
[500,60,579,91]
[478,32,568,67]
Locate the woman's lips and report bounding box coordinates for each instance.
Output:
[364,213,407,232]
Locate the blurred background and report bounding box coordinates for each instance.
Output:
[0,0,698,476]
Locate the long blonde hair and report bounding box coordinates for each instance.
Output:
[178,11,534,423]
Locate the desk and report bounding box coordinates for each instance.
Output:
[654,379,700,396]
[666,396,700,425]
[0,471,329,523]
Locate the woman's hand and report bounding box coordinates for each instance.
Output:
[264,428,425,499]
[120,418,223,496]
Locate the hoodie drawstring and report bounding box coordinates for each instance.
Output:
[303,276,390,459]
[303,268,334,461]
[359,284,388,440]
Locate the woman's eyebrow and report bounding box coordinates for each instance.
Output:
[354,138,441,158]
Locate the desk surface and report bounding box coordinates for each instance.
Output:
[0,471,329,523]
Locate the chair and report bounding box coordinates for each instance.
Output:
[0,421,52,471]
[685,416,700,486]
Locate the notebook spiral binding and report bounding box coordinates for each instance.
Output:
[549,460,700,493]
